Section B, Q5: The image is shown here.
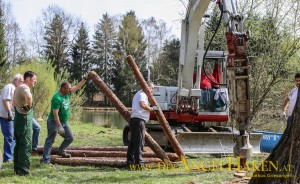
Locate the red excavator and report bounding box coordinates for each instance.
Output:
[123,0,261,161]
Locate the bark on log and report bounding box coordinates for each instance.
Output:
[51,157,161,167]
[36,146,128,152]
[126,55,185,160]
[249,88,300,184]
[41,148,180,162]
[36,147,180,161]
[88,71,172,164]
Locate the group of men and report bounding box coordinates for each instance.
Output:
[0,71,38,175]
[0,71,90,176]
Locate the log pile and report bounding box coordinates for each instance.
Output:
[36,146,180,167]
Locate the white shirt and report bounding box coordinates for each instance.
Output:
[131,90,150,122]
[0,83,16,119]
[287,87,298,116]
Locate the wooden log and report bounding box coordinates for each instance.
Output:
[88,71,171,165]
[50,157,162,167]
[36,146,128,153]
[126,55,185,160]
[36,148,180,161]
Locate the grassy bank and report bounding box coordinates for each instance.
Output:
[0,121,268,184]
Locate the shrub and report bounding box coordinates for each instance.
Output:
[11,59,57,119]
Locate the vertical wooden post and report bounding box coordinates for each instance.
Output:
[125,55,186,160]
[88,71,171,165]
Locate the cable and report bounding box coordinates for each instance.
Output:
[202,3,227,86]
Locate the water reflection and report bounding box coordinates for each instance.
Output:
[81,110,127,129]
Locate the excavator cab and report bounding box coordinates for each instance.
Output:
[193,51,230,121]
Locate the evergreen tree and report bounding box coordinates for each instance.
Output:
[92,13,118,105]
[204,6,227,52]
[43,14,69,78]
[153,38,180,86]
[114,11,147,106]
[70,22,96,104]
[70,22,91,81]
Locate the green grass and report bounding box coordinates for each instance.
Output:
[0,121,268,184]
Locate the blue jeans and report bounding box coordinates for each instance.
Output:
[42,118,74,163]
[0,117,14,161]
[32,118,41,150]
[201,89,218,111]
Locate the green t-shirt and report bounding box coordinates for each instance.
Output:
[48,91,71,123]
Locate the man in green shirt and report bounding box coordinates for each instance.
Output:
[41,74,89,164]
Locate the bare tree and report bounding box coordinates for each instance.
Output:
[141,17,172,82]
[29,4,81,58]
[2,2,25,66]
[243,0,300,183]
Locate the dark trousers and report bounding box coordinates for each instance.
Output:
[287,115,293,125]
[127,118,145,164]
[42,119,74,163]
[14,110,33,175]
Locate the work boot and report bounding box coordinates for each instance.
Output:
[4,160,13,163]
[31,149,39,156]
[57,152,71,158]
[15,170,30,176]
[39,158,55,167]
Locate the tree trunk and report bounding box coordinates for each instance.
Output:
[88,71,172,165]
[249,88,300,184]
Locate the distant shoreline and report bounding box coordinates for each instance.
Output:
[83,107,132,111]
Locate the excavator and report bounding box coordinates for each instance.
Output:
[123,0,262,162]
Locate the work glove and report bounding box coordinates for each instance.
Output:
[7,110,13,121]
[151,105,160,111]
[58,126,65,137]
[282,111,286,118]
[83,71,90,80]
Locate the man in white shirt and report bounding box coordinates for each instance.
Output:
[126,82,159,166]
[282,73,300,124]
[0,74,23,163]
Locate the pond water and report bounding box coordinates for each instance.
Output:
[81,110,127,129]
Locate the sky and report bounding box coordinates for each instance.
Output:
[4,0,187,38]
